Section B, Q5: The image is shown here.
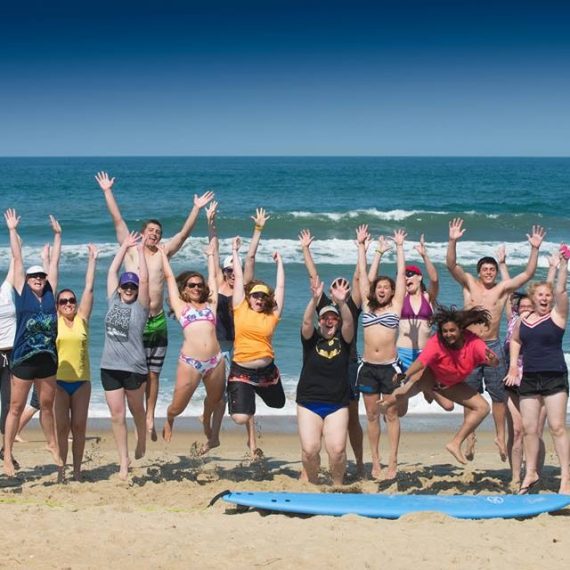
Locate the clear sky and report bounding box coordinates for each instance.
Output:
[1,0,569,156]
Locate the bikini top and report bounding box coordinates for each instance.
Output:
[179,303,216,329]
[400,293,433,321]
[361,311,400,329]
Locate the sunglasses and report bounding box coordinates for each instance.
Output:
[251,292,268,300]
[58,297,77,306]
[120,284,139,291]
[185,282,205,289]
[28,273,47,280]
[320,314,339,321]
[223,268,234,274]
[405,270,420,278]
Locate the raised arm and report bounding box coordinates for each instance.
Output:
[415,234,439,302]
[158,245,185,318]
[244,208,269,284]
[500,225,545,292]
[392,229,407,308]
[107,231,139,297]
[41,243,50,274]
[95,171,130,245]
[272,251,285,317]
[302,277,323,340]
[504,321,522,387]
[47,215,61,292]
[356,225,370,309]
[232,237,245,307]
[496,245,513,319]
[368,235,390,281]
[546,251,559,284]
[298,228,319,281]
[4,209,24,292]
[164,190,215,257]
[205,238,219,312]
[205,201,224,287]
[78,244,98,321]
[446,218,470,286]
[553,245,569,325]
[136,239,150,309]
[331,278,354,344]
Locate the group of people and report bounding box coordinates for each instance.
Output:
[1,173,568,495]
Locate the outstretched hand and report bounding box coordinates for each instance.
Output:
[496,244,506,264]
[527,225,546,249]
[355,224,368,245]
[95,171,115,192]
[449,218,465,241]
[4,208,20,230]
[272,251,282,264]
[232,236,241,252]
[376,235,392,255]
[252,207,270,228]
[49,215,62,234]
[124,231,141,249]
[298,229,314,248]
[194,190,215,209]
[414,234,427,257]
[393,228,407,246]
[205,200,218,223]
[87,243,98,260]
[330,278,350,304]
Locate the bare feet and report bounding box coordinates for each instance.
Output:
[356,462,366,480]
[135,440,146,460]
[118,459,131,481]
[518,475,540,495]
[47,444,64,467]
[446,442,468,465]
[3,457,16,477]
[73,469,83,482]
[385,464,398,481]
[558,481,570,495]
[57,465,66,484]
[371,462,382,480]
[198,438,220,456]
[14,434,26,443]
[464,433,476,461]
[250,448,264,462]
[494,437,507,462]
[147,416,157,442]
[162,417,174,443]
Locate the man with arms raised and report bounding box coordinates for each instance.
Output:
[96,171,214,441]
[446,218,545,461]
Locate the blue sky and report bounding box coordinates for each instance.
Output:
[1,0,569,156]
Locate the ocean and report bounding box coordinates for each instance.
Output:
[1,156,569,418]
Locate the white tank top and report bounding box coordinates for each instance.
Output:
[0,281,16,349]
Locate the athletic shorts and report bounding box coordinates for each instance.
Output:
[11,353,57,381]
[465,338,507,403]
[143,311,168,374]
[101,368,147,392]
[227,379,286,416]
[348,358,360,401]
[519,372,569,398]
[357,360,403,395]
[397,347,422,372]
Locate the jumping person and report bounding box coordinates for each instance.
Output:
[3,209,63,477]
[297,277,354,485]
[446,218,545,461]
[95,171,214,441]
[379,306,498,465]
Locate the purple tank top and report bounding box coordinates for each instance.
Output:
[400,293,433,321]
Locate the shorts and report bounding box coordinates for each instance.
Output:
[11,353,57,381]
[519,372,569,398]
[227,379,286,416]
[348,358,360,401]
[228,360,281,387]
[357,360,403,395]
[397,347,422,372]
[465,339,507,403]
[101,368,147,392]
[143,311,168,374]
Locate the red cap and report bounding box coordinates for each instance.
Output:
[405,265,422,276]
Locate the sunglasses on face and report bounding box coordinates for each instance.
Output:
[58,297,77,306]
[28,273,47,280]
[405,271,420,278]
[185,282,205,289]
[251,292,268,300]
[320,315,339,322]
[120,284,138,291]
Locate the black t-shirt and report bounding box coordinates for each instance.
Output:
[296,329,350,405]
[316,293,361,361]
[215,293,235,342]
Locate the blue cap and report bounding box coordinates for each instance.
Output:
[119,272,139,287]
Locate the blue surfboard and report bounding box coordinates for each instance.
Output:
[222,491,570,519]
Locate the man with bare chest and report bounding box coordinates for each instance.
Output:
[96,172,214,440]
[446,218,545,460]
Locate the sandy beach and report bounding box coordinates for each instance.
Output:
[0,417,569,569]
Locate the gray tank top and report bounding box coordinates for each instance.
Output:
[100,292,149,374]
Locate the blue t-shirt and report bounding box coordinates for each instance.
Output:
[11,282,57,367]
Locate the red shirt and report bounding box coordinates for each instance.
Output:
[418,330,491,387]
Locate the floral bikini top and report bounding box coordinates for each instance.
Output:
[179,304,216,329]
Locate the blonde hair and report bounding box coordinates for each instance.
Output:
[526,280,553,298]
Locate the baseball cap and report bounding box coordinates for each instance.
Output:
[250,284,270,296]
[119,272,140,287]
[405,265,422,276]
[222,256,233,270]
[26,265,47,276]
[319,305,340,318]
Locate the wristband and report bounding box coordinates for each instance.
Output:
[254,225,263,232]
[375,249,383,255]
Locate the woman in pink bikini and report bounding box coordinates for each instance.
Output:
[159,242,225,445]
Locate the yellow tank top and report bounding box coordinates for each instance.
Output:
[56,315,90,381]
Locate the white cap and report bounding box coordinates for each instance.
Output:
[26,265,47,276]
[222,256,233,270]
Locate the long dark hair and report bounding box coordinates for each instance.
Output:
[431,305,491,342]
[245,280,277,315]
[175,271,210,304]
[367,276,395,311]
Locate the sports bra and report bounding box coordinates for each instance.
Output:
[362,311,400,329]
[400,293,433,321]
[179,304,216,329]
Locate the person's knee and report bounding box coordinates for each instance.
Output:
[548,422,567,439]
[8,402,26,417]
[477,399,491,418]
[302,445,321,461]
[232,413,251,425]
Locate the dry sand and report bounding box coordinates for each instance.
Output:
[1,419,569,569]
